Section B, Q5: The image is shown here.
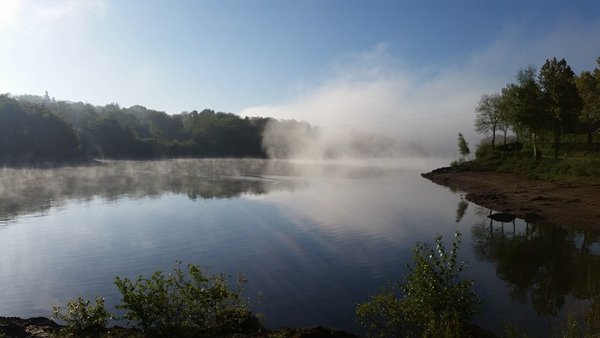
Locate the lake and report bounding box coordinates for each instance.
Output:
[0,159,597,335]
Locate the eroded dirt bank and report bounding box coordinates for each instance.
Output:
[422,167,600,229]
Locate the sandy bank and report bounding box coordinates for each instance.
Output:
[422,167,600,229]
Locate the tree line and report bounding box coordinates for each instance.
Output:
[475,57,600,159]
[0,93,280,165]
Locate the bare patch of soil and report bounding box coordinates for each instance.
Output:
[422,168,600,229]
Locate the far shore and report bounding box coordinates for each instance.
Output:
[422,167,600,229]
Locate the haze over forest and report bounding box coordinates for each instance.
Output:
[1,1,600,158]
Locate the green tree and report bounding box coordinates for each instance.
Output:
[457,133,470,161]
[496,90,515,145]
[539,58,582,158]
[576,67,600,143]
[0,95,84,165]
[475,93,504,148]
[510,67,547,160]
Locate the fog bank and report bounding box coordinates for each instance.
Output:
[242,20,600,159]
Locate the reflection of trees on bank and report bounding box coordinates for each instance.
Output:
[0,159,307,223]
[0,159,403,224]
[455,199,469,223]
[472,211,600,319]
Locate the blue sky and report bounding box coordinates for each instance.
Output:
[1,0,600,151]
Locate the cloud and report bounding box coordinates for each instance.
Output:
[240,18,600,158]
[0,0,21,28]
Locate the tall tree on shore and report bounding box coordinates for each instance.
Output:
[457,133,470,160]
[475,93,503,148]
[575,59,600,143]
[498,85,522,142]
[510,66,547,160]
[496,90,514,145]
[539,58,582,158]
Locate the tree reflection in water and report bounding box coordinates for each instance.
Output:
[0,159,307,224]
[472,207,600,330]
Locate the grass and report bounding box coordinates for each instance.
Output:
[453,143,600,185]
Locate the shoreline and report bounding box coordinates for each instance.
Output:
[422,167,600,229]
[0,316,358,338]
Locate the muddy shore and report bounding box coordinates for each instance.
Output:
[422,167,600,229]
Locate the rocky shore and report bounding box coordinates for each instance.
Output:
[0,316,358,338]
[422,167,600,229]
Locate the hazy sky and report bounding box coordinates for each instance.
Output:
[1,0,600,148]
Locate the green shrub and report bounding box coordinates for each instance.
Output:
[114,261,253,336]
[357,233,481,337]
[475,142,498,160]
[52,296,112,335]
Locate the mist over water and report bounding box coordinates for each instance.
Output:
[261,119,437,159]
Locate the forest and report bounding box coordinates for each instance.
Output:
[0,93,281,165]
[474,57,600,159]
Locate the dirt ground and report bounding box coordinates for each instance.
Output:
[422,168,600,229]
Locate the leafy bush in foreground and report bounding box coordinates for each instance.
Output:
[114,261,253,336]
[357,233,481,337]
[52,296,112,335]
[51,262,256,337]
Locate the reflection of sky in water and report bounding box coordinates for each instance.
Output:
[0,159,596,335]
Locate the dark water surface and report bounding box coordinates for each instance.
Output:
[0,159,597,335]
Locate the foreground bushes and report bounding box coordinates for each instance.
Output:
[50,235,599,337]
[115,262,253,336]
[53,262,256,337]
[51,236,482,337]
[356,233,481,337]
[52,297,112,335]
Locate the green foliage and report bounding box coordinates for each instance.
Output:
[503,323,529,338]
[114,261,253,336]
[475,93,506,148]
[462,145,600,184]
[52,296,112,335]
[0,94,84,165]
[475,142,499,160]
[356,287,404,337]
[1,93,272,164]
[457,133,470,160]
[357,233,481,338]
[539,57,582,158]
[475,56,600,162]
[576,70,600,143]
[449,160,462,168]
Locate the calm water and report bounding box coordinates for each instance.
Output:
[0,159,598,335]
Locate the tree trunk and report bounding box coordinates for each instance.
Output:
[554,124,560,159]
[491,126,496,148]
[503,130,507,145]
[532,131,537,161]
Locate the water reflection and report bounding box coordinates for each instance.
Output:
[455,199,469,223]
[0,160,308,223]
[472,209,600,320]
[0,158,454,333]
[8,158,597,335]
[0,159,419,224]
